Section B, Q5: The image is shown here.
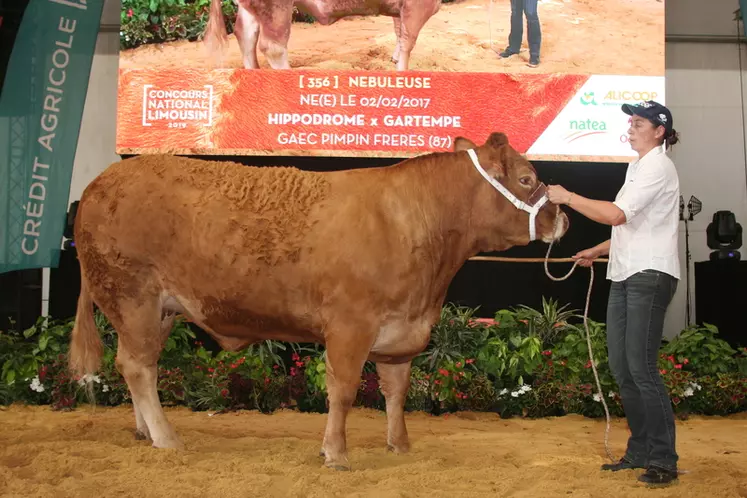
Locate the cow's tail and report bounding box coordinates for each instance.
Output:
[69,274,104,405]
[203,0,228,65]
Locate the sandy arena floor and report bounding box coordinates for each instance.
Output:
[0,405,745,497]
[119,0,664,76]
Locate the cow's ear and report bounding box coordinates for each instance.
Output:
[454,136,477,152]
[485,132,509,149]
[487,146,508,179]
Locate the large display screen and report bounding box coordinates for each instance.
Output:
[115,0,665,162]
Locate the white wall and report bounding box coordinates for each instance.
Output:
[663,0,747,338]
[63,0,747,339]
[66,0,121,207]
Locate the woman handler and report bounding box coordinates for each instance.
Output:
[546,101,681,487]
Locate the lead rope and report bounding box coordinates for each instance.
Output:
[542,205,617,463]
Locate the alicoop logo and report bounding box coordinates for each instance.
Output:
[580,92,597,106]
[658,113,667,123]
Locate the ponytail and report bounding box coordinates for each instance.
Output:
[664,128,679,149]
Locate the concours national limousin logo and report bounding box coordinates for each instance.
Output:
[142,84,214,128]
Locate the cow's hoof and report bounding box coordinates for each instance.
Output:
[319,448,326,457]
[134,429,150,441]
[387,443,410,454]
[324,462,351,472]
[152,438,184,450]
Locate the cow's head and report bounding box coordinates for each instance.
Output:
[454,132,569,249]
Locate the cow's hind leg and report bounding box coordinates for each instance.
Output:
[376,361,412,453]
[133,399,151,440]
[397,0,440,70]
[132,311,175,441]
[235,2,260,69]
[319,333,373,470]
[113,297,182,449]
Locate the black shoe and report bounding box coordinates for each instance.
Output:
[527,55,540,68]
[499,48,518,58]
[601,458,645,472]
[637,466,678,486]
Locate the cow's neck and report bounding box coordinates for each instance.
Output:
[397,152,511,298]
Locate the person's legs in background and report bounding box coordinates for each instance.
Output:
[499,0,524,58]
[523,0,541,66]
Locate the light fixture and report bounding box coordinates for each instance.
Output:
[687,195,702,220]
[681,195,702,327]
[707,210,742,261]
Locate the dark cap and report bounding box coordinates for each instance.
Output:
[622,100,673,136]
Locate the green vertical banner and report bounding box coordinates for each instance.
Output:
[0,0,104,274]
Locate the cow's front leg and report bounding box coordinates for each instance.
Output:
[376,361,412,453]
[258,34,291,69]
[256,2,292,69]
[320,335,371,470]
[392,17,402,64]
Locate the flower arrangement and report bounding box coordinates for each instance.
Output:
[1,298,745,419]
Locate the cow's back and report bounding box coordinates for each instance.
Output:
[78,155,331,261]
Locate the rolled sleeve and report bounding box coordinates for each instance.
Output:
[613,164,666,224]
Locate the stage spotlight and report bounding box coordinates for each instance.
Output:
[707,210,742,261]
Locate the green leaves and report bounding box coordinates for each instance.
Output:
[414,304,489,371]
[120,0,239,50]
[1,299,745,418]
[661,323,737,376]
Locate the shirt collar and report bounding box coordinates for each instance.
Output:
[630,144,665,170]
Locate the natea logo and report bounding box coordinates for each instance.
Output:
[564,118,608,143]
[570,119,606,131]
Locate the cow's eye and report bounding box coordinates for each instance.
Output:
[519,176,533,186]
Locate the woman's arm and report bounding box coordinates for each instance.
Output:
[592,239,611,256]
[572,239,611,267]
[547,187,626,226]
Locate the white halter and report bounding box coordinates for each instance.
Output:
[466,148,549,242]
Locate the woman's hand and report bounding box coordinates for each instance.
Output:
[547,185,573,205]
[572,247,599,267]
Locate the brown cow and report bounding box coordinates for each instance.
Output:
[203,0,441,70]
[68,132,569,470]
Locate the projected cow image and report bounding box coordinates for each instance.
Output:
[118,0,664,76]
[115,0,666,162]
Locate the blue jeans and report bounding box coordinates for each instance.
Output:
[606,269,679,471]
[508,0,541,58]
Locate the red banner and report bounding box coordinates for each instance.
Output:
[116,68,589,157]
